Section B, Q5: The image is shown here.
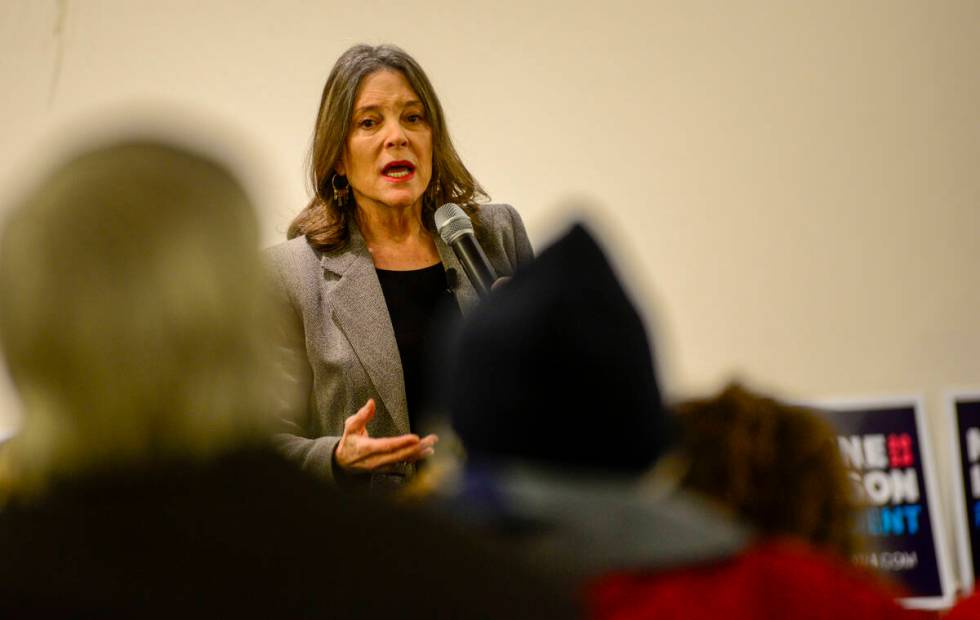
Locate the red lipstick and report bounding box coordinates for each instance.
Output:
[381,160,416,182]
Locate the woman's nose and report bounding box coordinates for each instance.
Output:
[384,122,409,148]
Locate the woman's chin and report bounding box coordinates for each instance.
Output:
[358,193,424,213]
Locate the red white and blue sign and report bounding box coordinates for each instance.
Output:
[812,397,955,610]
[947,393,980,595]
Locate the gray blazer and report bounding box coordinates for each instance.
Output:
[265,204,534,486]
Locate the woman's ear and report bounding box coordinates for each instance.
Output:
[334,155,346,177]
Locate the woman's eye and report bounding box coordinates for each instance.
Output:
[406,113,424,124]
[357,118,377,129]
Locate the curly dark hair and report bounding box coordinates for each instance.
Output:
[674,383,863,558]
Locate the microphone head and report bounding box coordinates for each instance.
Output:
[434,203,473,245]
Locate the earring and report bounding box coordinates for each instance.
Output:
[331,174,349,207]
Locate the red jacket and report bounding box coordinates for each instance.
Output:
[587,539,932,620]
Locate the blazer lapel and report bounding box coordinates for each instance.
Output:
[317,223,478,437]
[320,226,410,435]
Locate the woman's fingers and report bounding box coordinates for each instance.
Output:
[343,399,375,435]
[383,434,438,464]
[361,433,422,454]
[358,437,439,469]
[346,433,440,471]
[336,400,440,472]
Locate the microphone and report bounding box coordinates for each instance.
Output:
[435,203,496,298]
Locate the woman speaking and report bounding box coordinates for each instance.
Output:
[267,44,533,489]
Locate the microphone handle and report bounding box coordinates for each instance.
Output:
[452,233,496,298]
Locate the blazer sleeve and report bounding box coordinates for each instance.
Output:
[504,203,535,267]
[479,203,534,275]
[264,244,342,483]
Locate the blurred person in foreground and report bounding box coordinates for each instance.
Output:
[267,43,533,491]
[0,138,575,618]
[434,222,924,619]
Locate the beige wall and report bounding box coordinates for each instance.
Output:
[1,0,978,575]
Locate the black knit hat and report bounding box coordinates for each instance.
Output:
[444,223,669,474]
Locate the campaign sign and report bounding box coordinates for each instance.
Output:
[813,398,954,610]
[947,394,980,594]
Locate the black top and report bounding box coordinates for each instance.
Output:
[376,263,459,431]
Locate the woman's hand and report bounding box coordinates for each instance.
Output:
[334,399,438,473]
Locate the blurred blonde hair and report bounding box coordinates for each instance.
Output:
[0,140,277,497]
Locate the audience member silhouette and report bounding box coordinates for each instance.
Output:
[432,223,746,575]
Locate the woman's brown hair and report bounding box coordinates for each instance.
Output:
[674,384,863,558]
[289,44,487,252]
